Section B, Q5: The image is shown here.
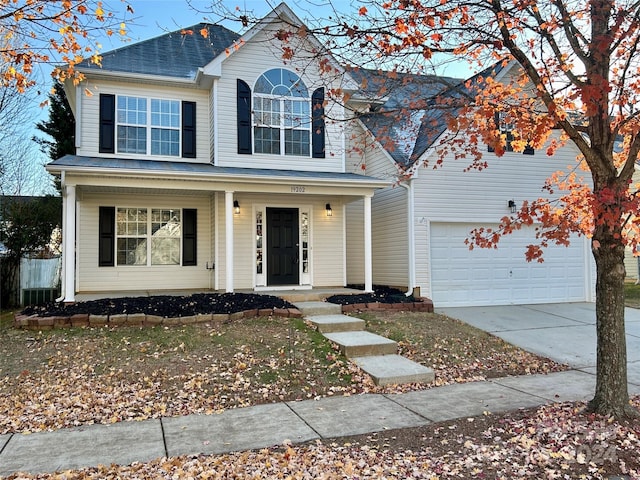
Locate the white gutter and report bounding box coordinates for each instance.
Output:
[401,179,416,297]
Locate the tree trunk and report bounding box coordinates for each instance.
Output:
[588,229,638,418]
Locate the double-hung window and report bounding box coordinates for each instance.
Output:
[100,93,195,158]
[99,207,197,267]
[116,207,181,266]
[116,96,180,156]
[489,111,535,155]
[253,69,311,156]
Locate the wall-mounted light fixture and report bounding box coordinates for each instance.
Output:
[234,200,240,215]
[508,199,517,213]
[325,203,333,217]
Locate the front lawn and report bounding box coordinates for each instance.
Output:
[0,308,566,435]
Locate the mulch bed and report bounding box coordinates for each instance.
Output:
[327,285,417,305]
[21,293,296,318]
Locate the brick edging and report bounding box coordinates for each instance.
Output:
[13,297,434,330]
[341,297,434,314]
[13,307,304,330]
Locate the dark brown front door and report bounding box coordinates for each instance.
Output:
[266,208,299,285]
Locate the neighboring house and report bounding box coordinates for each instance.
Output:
[344,63,596,307]
[47,4,388,302]
[0,196,61,306]
[624,164,640,282]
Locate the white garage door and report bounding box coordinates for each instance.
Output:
[430,223,589,307]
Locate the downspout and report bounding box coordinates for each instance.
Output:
[400,179,416,297]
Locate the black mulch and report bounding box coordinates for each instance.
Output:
[21,293,296,318]
[326,285,416,305]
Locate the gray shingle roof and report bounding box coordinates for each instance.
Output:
[79,24,240,79]
[353,62,508,168]
[47,155,389,185]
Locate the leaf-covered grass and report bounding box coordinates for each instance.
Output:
[358,311,566,383]
[0,316,365,434]
[0,310,565,435]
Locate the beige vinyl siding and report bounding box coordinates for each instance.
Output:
[217,193,345,289]
[345,139,407,288]
[344,122,400,178]
[412,130,589,298]
[77,80,211,163]
[76,192,212,293]
[372,186,408,288]
[214,23,345,172]
[625,249,639,280]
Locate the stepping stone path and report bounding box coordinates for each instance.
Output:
[295,301,435,386]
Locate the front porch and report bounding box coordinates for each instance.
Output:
[73,287,364,303]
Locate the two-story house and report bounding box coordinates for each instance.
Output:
[49,2,595,308]
[48,4,388,302]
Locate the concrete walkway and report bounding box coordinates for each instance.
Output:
[2,369,633,476]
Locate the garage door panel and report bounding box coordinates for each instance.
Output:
[430,223,588,307]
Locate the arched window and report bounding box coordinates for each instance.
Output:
[253,68,311,156]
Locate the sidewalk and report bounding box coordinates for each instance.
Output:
[3,369,637,477]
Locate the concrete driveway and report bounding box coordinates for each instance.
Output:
[436,303,640,390]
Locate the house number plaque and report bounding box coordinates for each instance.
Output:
[290,186,306,193]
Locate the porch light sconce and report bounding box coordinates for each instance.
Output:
[325,203,333,217]
[234,200,240,215]
[508,199,517,213]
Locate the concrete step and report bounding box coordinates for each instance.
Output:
[323,331,397,358]
[294,301,343,316]
[352,355,435,386]
[307,314,365,333]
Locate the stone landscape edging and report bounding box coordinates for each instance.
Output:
[13,307,304,330]
[13,298,434,330]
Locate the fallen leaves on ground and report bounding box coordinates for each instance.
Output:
[0,312,566,435]
[4,400,639,479]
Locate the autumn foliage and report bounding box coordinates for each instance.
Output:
[234,0,640,418]
[0,0,133,91]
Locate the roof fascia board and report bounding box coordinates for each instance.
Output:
[45,163,389,189]
[76,67,210,89]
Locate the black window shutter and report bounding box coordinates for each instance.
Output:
[312,87,325,158]
[182,209,197,266]
[98,206,115,267]
[182,101,197,158]
[237,80,252,154]
[523,144,535,155]
[99,94,115,153]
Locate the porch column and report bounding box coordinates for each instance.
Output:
[225,191,234,293]
[364,194,373,293]
[63,184,76,303]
